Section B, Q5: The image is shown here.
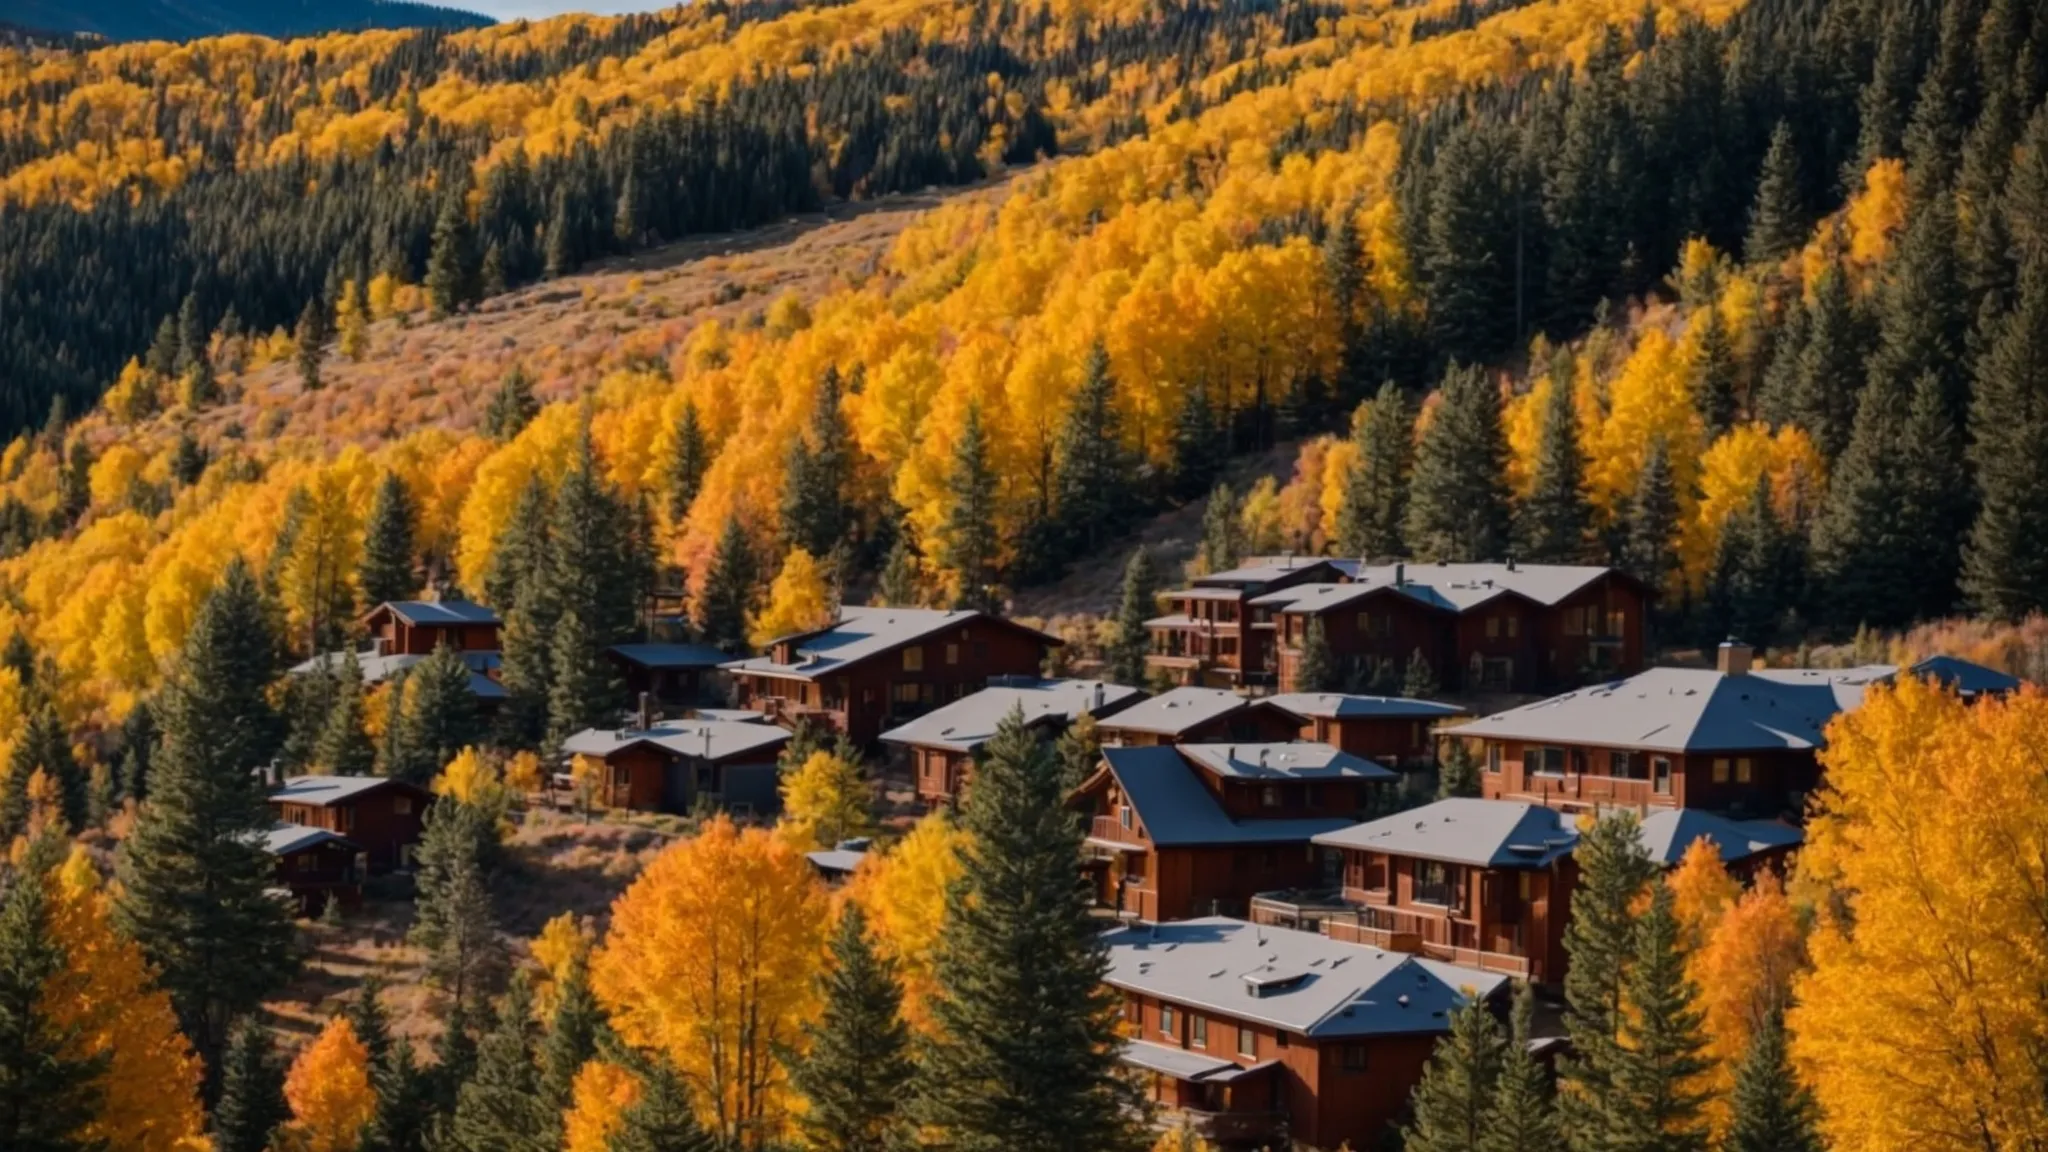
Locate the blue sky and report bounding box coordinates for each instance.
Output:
[463,1,676,17]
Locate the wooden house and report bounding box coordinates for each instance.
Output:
[362,596,501,656]
[287,649,506,705]
[1072,743,1395,922]
[262,822,363,917]
[1252,562,1650,694]
[1103,917,1509,1150]
[1093,687,1305,748]
[880,677,1146,805]
[606,642,731,707]
[560,718,792,815]
[722,607,1062,747]
[1263,693,1466,768]
[1144,558,1348,689]
[268,776,435,872]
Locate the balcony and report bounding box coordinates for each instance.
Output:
[1089,816,1146,848]
[1168,1108,1288,1148]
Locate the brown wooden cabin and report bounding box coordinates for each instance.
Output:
[269,776,435,872]
[1093,687,1305,749]
[1251,562,1650,695]
[560,718,792,815]
[1072,743,1395,922]
[880,677,1146,806]
[1263,692,1467,769]
[606,642,730,707]
[1144,558,1348,689]
[722,606,1061,748]
[1104,918,1510,1150]
[262,822,364,917]
[363,596,501,656]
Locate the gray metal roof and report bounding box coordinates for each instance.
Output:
[1120,1039,1243,1080]
[1636,810,1803,866]
[1102,917,1510,1039]
[1176,743,1396,782]
[260,821,359,856]
[879,679,1145,752]
[377,599,501,626]
[560,720,791,763]
[1251,563,1623,616]
[1750,657,2020,698]
[1098,687,1299,737]
[691,707,771,723]
[271,775,426,807]
[286,650,505,699]
[1194,557,1345,588]
[1265,693,1466,721]
[608,642,733,670]
[806,845,870,875]
[1313,798,1579,868]
[1450,666,1859,752]
[721,606,1057,681]
[1098,747,1354,847]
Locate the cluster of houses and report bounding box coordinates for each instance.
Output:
[260,565,2022,1150]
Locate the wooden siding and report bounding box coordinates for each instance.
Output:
[366,611,500,657]
[1302,715,1440,767]
[1097,705,1302,749]
[1476,738,1819,816]
[270,783,431,872]
[1333,848,1574,983]
[272,840,363,916]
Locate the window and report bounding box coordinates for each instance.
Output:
[892,683,923,705]
[1238,1026,1257,1059]
[1486,744,1502,774]
[1652,756,1672,795]
[946,643,959,665]
[1736,757,1753,783]
[1518,871,1533,899]
[1507,615,1519,639]
[393,797,412,815]
[1713,758,1731,783]
[1486,616,1500,639]
[1607,610,1627,638]
[1159,1005,1177,1040]
[1608,751,1633,779]
[1192,1016,1209,1048]
[1340,1044,1369,1072]
[902,647,924,671]
[1563,608,1585,636]
[296,854,315,872]
[1261,786,1281,808]
[1533,746,1567,776]
[1415,860,1461,908]
[337,807,355,833]
[1119,805,1134,830]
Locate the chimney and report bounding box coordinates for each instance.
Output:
[638,691,653,732]
[372,637,388,657]
[1505,555,1517,572]
[1717,639,1754,677]
[1093,682,1105,709]
[1394,562,1405,586]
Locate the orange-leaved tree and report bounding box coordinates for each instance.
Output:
[590,814,828,1146]
[281,1015,377,1152]
[847,808,968,1032]
[563,1060,641,1152]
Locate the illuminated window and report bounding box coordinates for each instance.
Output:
[1736,757,1753,783]
[902,647,924,672]
[1713,758,1731,783]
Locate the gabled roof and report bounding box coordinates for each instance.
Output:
[1450,666,1857,753]
[271,775,432,808]
[806,838,872,877]
[1264,693,1467,721]
[1313,798,1579,868]
[1636,810,1803,866]
[370,598,501,627]
[721,606,1060,681]
[691,707,771,723]
[1253,563,1629,615]
[879,679,1145,753]
[1102,917,1510,1039]
[1750,657,2021,699]
[608,642,733,670]
[1192,557,1346,589]
[1097,687,1301,737]
[286,650,505,699]
[560,719,792,763]
[1096,747,1352,847]
[261,821,360,857]
[1176,743,1396,782]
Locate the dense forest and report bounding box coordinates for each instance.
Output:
[13,0,493,45]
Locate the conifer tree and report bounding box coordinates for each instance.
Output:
[1402,648,1440,699]
[427,193,480,320]
[1867,189,1968,418]
[1898,371,1966,622]
[1481,983,1562,1152]
[1558,811,1655,1152]
[1406,363,1511,562]
[395,644,480,785]
[792,904,915,1152]
[1544,30,1634,328]
[365,1035,432,1152]
[339,277,370,362]
[214,1016,289,1152]
[1813,364,1922,632]
[610,1057,714,1152]
[1196,484,1240,575]
[1963,260,2048,619]
[117,698,157,804]
[1437,739,1481,799]
[347,976,393,1067]
[1690,306,1740,443]
[1723,1010,1821,1152]
[668,398,709,522]
[482,367,540,443]
[537,954,606,1118]
[698,514,758,654]
[546,609,619,750]
[0,834,106,1152]
[1621,436,1679,594]
[316,648,377,776]
[1055,713,1103,793]
[1405,998,1504,1152]
[360,472,419,607]
[1604,885,1711,1152]
[409,801,503,1019]
[295,296,328,393]
[1516,373,1592,563]
[485,480,553,615]
[116,558,294,1080]
[909,709,1146,1152]
[876,531,922,608]
[1296,617,1341,693]
[1053,344,1134,558]
[1746,120,1806,265]
[546,430,647,646]
[938,404,1000,613]
[1166,386,1222,504]
[780,370,854,560]
[1424,123,1521,363]
[445,974,553,1152]
[1106,549,1158,687]
[174,291,207,376]
[1787,262,1864,462]
[170,431,208,486]
[1335,383,1412,559]
[0,706,86,837]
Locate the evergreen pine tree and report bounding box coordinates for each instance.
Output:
[668,398,709,522]
[1106,549,1158,687]
[1963,260,2048,619]
[1052,344,1134,558]
[1424,123,1521,364]
[1543,30,1634,329]
[545,430,647,646]
[395,644,481,784]
[1867,189,1968,418]
[147,314,180,378]
[537,954,606,1118]
[1324,207,1368,405]
[1787,262,1865,462]
[116,558,294,1080]
[170,431,208,486]
[0,834,106,1152]
[348,975,394,1065]
[117,697,157,803]
[445,974,552,1152]
[175,291,208,376]
[1437,739,1481,799]
[427,1000,479,1121]
[485,479,553,613]
[1406,363,1511,562]
[482,367,540,443]
[295,296,328,393]
[365,1035,433,1152]
[1690,305,1741,443]
[545,609,619,752]
[1604,885,1711,1152]
[1559,811,1657,1152]
[1622,436,1679,595]
[1723,1010,1822,1152]
[1898,370,1966,622]
[610,1057,714,1152]
[937,404,1001,612]
[876,530,921,608]
[909,709,1147,1152]
[427,193,480,320]
[0,706,86,837]
[1516,372,1592,563]
[1334,383,1411,559]
[1402,648,1440,699]
[698,514,758,654]
[360,472,420,607]
[1196,483,1241,575]
[1745,120,1806,265]
[409,801,504,1019]
[315,648,377,776]
[779,370,855,560]
[1404,998,1504,1152]
[1296,617,1341,693]
[213,1015,289,1152]
[1481,983,1563,1152]
[1166,386,1222,504]
[792,904,915,1152]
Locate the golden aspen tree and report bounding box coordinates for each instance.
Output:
[563,1060,640,1152]
[281,1016,377,1152]
[433,746,499,804]
[846,809,968,1032]
[778,748,875,852]
[748,548,833,649]
[1693,873,1806,1136]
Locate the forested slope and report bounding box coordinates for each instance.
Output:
[13,0,493,44]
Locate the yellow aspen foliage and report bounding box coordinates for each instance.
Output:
[504,749,544,794]
[748,547,834,649]
[591,815,828,1144]
[282,1016,377,1152]
[366,273,401,320]
[1151,1122,1217,1152]
[104,358,160,424]
[43,848,209,1152]
[1666,837,1740,951]
[764,292,813,338]
[89,443,149,510]
[563,1060,641,1152]
[1793,677,2048,1152]
[778,748,874,852]
[1682,423,1826,586]
[847,809,968,1032]
[336,281,369,361]
[1693,873,1806,1136]
[432,746,498,804]
[531,911,595,1016]
[1583,328,1702,523]
[1237,475,1284,556]
[1844,158,1909,273]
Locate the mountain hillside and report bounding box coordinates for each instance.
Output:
[13,0,492,42]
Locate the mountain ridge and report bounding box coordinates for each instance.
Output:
[13,0,492,43]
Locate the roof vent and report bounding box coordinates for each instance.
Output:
[1397,993,1411,1007]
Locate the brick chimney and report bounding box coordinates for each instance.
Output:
[1717,639,1753,676]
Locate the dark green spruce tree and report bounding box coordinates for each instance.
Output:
[360,471,420,607]
[1406,363,1511,562]
[1543,29,1634,329]
[295,296,328,393]
[1745,120,1806,265]
[1515,370,1592,563]
[698,514,758,655]
[1053,343,1135,559]
[877,531,922,608]
[537,953,606,1118]
[444,974,553,1152]
[779,369,855,560]
[1897,370,1966,622]
[0,706,86,838]
[1481,982,1562,1152]
[1105,548,1157,688]
[545,429,648,646]
[1809,367,1914,630]
[116,558,294,1084]
[1690,305,1741,443]
[1296,617,1341,693]
[1437,739,1481,799]
[1558,811,1655,1152]
[482,366,540,443]
[1723,1009,1822,1152]
[1962,258,2048,619]
[1622,436,1679,595]
[1423,123,1521,364]
[395,643,481,784]
[427,192,481,320]
[791,904,916,1152]
[1603,884,1711,1152]
[668,397,710,522]
[1166,386,1222,504]
[213,1016,289,1152]
[1786,261,1865,462]
[1196,483,1241,574]
[1405,998,1504,1152]
[610,1057,714,1152]
[0,834,106,1152]
[938,404,1001,613]
[546,608,621,751]
[1334,383,1411,559]
[315,648,378,776]
[1403,648,1440,699]
[908,709,1147,1152]
[409,801,504,1022]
